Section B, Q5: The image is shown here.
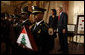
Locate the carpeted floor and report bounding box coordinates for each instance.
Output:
[49,36,84,54]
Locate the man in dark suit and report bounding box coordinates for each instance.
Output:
[30,6,50,54]
[57,7,69,54]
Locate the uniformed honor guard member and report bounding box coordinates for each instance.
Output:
[20,6,32,27]
[12,14,21,39]
[16,6,35,55]
[16,6,32,36]
[1,12,11,55]
[30,6,50,54]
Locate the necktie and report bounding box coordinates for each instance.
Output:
[58,15,60,21]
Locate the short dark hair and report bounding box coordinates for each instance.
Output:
[51,9,57,16]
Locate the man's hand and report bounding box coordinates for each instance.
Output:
[62,29,66,34]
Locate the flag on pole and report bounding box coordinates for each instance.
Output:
[17,26,38,51]
[17,26,32,50]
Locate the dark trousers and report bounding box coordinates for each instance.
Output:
[36,43,50,54]
[38,46,49,54]
[58,32,69,54]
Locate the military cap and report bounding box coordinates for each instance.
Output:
[21,6,31,14]
[32,6,46,14]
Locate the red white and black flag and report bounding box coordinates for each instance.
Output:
[17,26,38,51]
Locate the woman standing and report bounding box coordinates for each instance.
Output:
[48,9,58,51]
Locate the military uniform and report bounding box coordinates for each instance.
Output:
[30,6,51,54]
[1,13,11,55]
[31,20,50,54]
[12,14,21,38]
[15,6,33,55]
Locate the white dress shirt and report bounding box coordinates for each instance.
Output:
[33,20,43,30]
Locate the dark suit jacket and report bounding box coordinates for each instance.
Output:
[58,12,68,33]
[49,16,58,30]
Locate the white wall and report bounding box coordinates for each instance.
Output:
[68,1,84,24]
[44,1,84,24]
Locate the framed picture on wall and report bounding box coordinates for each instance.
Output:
[76,15,84,34]
[67,24,76,32]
